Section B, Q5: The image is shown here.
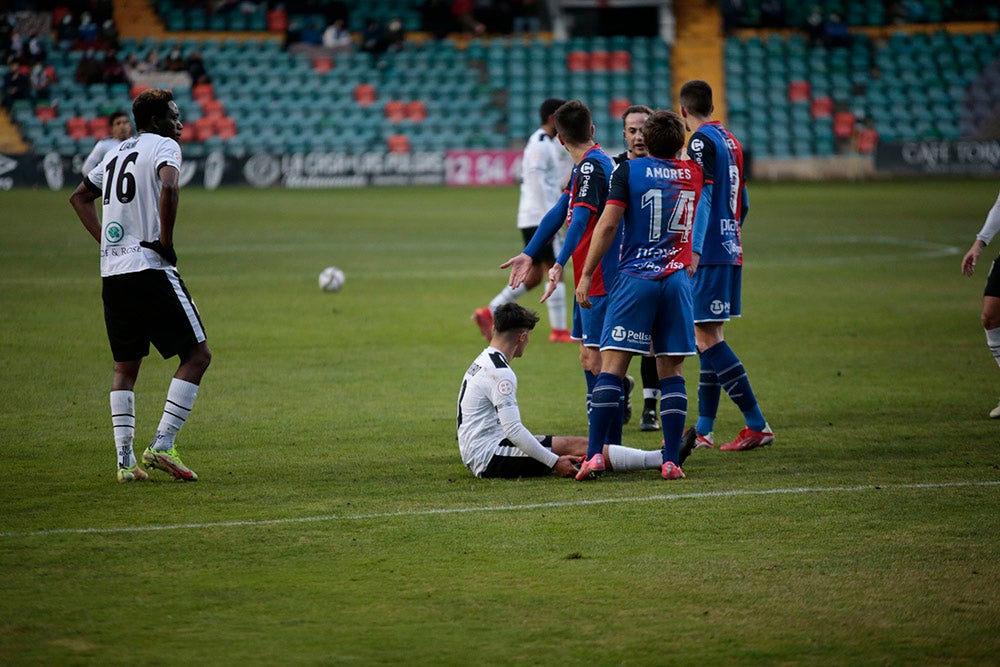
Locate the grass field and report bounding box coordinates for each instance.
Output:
[1,179,998,665]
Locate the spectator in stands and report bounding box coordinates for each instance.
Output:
[2,58,32,110]
[360,18,386,56]
[452,0,485,34]
[322,18,353,53]
[56,14,77,51]
[74,49,104,85]
[137,50,161,74]
[384,17,406,52]
[512,0,542,34]
[823,12,850,49]
[163,48,187,73]
[421,0,452,39]
[186,51,210,85]
[77,12,99,47]
[29,60,55,101]
[100,19,119,52]
[803,5,824,46]
[102,50,127,85]
[25,32,46,64]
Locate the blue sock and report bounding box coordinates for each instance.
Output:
[705,341,766,431]
[606,375,624,447]
[696,351,720,435]
[658,376,687,464]
[588,373,621,458]
[584,370,597,416]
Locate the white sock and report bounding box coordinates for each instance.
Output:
[546,281,567,331]
[988,327,1000,368]
[111,390,136,469]
[489,284,528,311]
[153,378,199,452]
[606,445,662,472]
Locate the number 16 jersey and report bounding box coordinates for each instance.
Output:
[85,133,183,277]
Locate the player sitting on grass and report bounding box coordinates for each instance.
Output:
[457,303,665,479]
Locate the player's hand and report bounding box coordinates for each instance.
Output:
[539,263,563,303]
[552,455,583,478]
[962,241,984,276]
[140,240,177,266]
[575,275,592,309]
[687,252,701,277]
[500,252,532,288]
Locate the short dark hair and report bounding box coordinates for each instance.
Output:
[642,110,686,158]
[620,104,653,123]
[539,97,566,124]
[132,88,174,132]
[553,99,593,145]
[679,80,713,116]
[108,109,129,125]
[493,303,539,334]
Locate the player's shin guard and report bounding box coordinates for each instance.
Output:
[987,327,1000,368]
[584,369,597,416]
[696,353,721,436]
[704,341,766,432]
[153,378,199,451]
[659,376,687,464]
[588,373,621,458]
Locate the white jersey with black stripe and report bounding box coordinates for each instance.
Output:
[86,133,182,277]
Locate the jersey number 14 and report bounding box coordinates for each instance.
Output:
[641,189,695,243]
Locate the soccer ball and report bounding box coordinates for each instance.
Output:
[318,266,345,292]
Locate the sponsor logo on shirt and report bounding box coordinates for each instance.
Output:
[580,161,594,175]
[105,221,124,244]
[497,379,514,396]
[710,299,729,316]
[691,138,704,152]
[611,326,651,344]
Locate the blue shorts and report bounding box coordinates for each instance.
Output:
[571,294,607,348]
[600,271,696,357]
[691,264,742,323]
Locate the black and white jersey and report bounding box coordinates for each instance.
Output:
[85,133,182,277]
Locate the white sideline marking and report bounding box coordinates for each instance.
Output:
[1,480,997,539]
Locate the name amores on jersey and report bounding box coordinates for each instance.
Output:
[644,166,694,181]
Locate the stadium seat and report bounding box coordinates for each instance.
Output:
[405,101,427,122]
[354,83,377,107]
[386,134,410,153]
[567,52,589,72]
[384,100,406,123]
[788,80,810,102]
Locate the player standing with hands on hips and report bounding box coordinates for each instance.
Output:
[678,80,774,453]
[960,188,1000,418]
[70,88,211,483]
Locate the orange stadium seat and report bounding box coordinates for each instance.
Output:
[589,50,609,71]
[609,98,632,119]
[313,56,333,73]
[180,124,196,143]
[88,117,109,138]
[609,50,632,71]
[267,7,288,31]
[354,83,377,107]
[192,83,214,102]
[856,127,878,154]
[810,96,834,118]
[384,100,406,122]
[35,105,57,122]
[66,117,88,140]
[387,134,410,153]
[567,51,589,71]
[833,111,856,138]
[788,80,810,102]
[405,100,427,122]
[130,83,149,98]
[216,117,237,139]
[201,98,226,119]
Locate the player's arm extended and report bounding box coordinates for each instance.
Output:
[69,180,102,243]
[496,404,559,468]
[502,191,570,288]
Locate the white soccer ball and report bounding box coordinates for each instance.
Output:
[318,266,346,292]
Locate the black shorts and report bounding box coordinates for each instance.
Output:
[102,268,206,362]
[521,227,556,266]
[985,254,1000,298]
[481,435,555,478]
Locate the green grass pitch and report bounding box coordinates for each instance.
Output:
[1,179,998,664]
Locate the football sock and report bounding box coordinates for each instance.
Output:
[696,349,721,435]
[606,445,662,472]
[659,376,687,464]
[152,378,199,452]
[640,355,659,411]
[111,390,136,469]
[546,281,567,332]
[606,375,624,446]
[987,327,1000,368]
[587,373,621,458]
[489,284,528,312]
[704,341,766,432]
[584,369,597,415]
